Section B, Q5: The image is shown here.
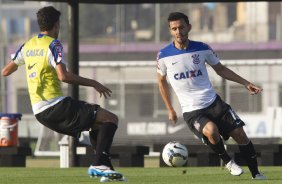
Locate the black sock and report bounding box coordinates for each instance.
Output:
[92,123,117,170]
[207,138,231,165]
[239,141,259,177]
[89,129,99,151]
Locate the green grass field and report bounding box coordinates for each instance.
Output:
[0,166,281,184]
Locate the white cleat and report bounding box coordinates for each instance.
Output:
[252,173,267,180]
[225,160,244,176]
[100,176,128,182]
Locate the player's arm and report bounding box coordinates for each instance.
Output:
[211,62,262,95]
[55,63,112,98]
[2,44,24,76]
[1,61,19,76]
[157,73,178,124]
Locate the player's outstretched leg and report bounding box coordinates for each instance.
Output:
[238,141,267,180]
[205,138,244,176]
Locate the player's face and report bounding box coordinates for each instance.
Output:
[169,19,190,46]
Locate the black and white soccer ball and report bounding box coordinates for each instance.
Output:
[162,141,188,167]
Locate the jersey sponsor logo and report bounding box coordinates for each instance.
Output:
[29,72,36,78]
[191,54,201,64]
[28,63,37,70]
[26,49,44,57]
[174,69,203,80]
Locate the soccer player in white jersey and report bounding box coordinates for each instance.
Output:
[1,6,125,181]
[157,12,266,180]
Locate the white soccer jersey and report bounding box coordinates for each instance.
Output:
[157,40,220,113]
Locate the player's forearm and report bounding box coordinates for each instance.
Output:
[218,67,250,86]
[60,71,98,87]
[1,61,18,76]
[1,68,15,76]
[158,80,174,111]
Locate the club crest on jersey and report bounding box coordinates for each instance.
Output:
[174,69,203,80]
[191,54,201,64]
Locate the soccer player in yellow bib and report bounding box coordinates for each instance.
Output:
[2,6,125,181]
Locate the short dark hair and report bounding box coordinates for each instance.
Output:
[37,6,61,31]
[168,12,189,25]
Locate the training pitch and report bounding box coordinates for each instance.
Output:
[0,166,281,184]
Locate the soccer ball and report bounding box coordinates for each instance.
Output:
[162,141,188,167]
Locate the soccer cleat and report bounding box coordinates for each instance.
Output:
[100,176,128,182]
[88,165,123,179]
[252,173,267,180]
[225,160,244,176]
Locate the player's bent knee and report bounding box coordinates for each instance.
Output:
[96,108,119,125]
[102,111,119,125]
[202,124,219,138]
[108,113,119,125]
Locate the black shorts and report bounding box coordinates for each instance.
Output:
[35,97,100,138]
[183,95,245,143]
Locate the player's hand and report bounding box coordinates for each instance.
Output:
[245,83,263,95]
[93,81,112,98]
[168,109,178,124]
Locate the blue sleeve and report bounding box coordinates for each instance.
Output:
[49,39,64,64]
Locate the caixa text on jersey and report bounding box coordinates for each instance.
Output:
[26,49,44,57]
[174,69,203,80]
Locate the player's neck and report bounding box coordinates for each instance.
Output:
[174,40,189,50]
[40,31,56,39]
